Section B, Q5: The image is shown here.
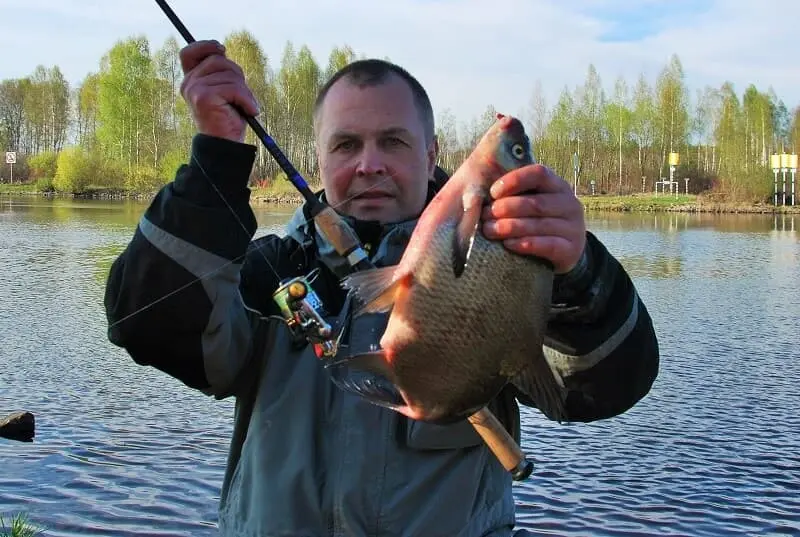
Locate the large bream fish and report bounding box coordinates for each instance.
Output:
[336,114,567,424]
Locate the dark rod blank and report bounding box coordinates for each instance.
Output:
[154,0,318,209]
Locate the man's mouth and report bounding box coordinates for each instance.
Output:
[354,191,392,200]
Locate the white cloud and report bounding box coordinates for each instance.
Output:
[1,0,798,128]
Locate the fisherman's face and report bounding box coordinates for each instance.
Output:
[315,74,436,223]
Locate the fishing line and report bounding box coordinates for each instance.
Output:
[106,159,399,331]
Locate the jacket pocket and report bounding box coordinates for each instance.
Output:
[401,387,521,451]
[403,417,485,450]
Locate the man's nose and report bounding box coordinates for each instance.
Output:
[355,143,387,176]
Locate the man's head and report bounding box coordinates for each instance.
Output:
[313,59,438,223]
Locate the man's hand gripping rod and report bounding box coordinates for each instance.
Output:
[154,0,534,481]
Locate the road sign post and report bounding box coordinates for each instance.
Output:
[5,151,16,184]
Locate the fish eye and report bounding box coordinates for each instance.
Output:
[511,143,526,160]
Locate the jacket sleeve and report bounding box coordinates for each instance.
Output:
[514,230,660,422]
[103,133,274,399]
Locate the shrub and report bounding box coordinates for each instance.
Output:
[27,151,58,181]
[52,147,92,193]
[158,147,188,182]
[35,176,54,192]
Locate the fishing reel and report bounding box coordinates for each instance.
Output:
[271,269,340,358]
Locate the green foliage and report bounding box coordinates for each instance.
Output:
[53,146,91,193]
[35,176,54,192]
[126,165,164,193]
[17,65,69,155]
[95,36,157,169]
[0,512,44,537]
[51,146,116,193]
[719,167,775,203]
[158,146,187,181]
[27,151,58,180]
[76,73,100,149]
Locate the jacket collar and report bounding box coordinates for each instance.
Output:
[284,190,422,277]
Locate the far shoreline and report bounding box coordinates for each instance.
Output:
[2,186,799,215]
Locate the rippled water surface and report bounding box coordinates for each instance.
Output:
[2,197,799,536]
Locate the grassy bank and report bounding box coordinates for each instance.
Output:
[248,184,800,215]
[0,513,44,537]
[4,180,800,214]
[0,182,151,200]
[580,193,800,213]
[251,179,311,205]
[0,183,41,196]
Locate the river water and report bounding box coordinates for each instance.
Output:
[1,197,798,536]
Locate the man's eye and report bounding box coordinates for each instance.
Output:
[385,137,405,146]
[335,140,357,151]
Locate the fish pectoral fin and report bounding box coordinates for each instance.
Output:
[452,187,488,278]
[338,349,399,384]
[512,357,570,423]
[341,266,406,315]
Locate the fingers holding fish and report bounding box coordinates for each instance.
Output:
[483,165,586,274]
[484,217,576,269]
[482,192,578,220]
[483,215,572,241]
[488,163,571,199]
[484,212,585,274]
[501,235,574,270]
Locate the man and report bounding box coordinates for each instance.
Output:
[104,40,659,536]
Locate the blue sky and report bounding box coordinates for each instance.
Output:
[590,0,714,42]
[1,0,798,130]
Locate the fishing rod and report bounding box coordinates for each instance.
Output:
[153,0,533,481]
[154,0,372,274]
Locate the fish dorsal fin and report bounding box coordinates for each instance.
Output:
[341,266,405,315]
[452,186,488,278]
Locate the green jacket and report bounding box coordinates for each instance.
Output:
[104,134,660,536]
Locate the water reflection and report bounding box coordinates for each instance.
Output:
[615,254,683,279]
[587,210,798,235]
[0,196,146,230]
[4,196,795,236]
[0,197,298,235]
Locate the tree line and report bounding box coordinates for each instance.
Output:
[1,30,798,201]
